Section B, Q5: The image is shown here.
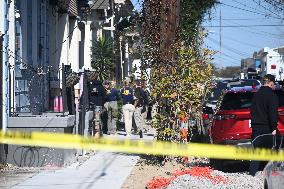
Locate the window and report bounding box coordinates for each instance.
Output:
[220,92,254,110]
[229,79,260,88]
[276,90,284,107]
[220,90,284,110]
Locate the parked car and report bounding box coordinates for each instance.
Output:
[207,81,228,110]
[263,134,284,189]
[264,161,284,189]
[210,87,284,146]
[202,106,214,139]
[227,79,261,90]
[209,87,284,168]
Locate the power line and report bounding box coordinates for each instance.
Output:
[211,57,240,66]
[263,0,284,12]
[231,0,277,18]
[207,36,249,57]
[204,24,284,27]
[228,25,281,39]
[208,32,262,49]
[207,36,250,63]
[224,19,283,38]
[215,51,242,64]
[205,18,283,20]
[214,56,240,65]
[251,0,283,19]
[220,2,280,19]
[212,54,241,66]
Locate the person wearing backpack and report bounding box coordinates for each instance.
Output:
[120,79,135,136]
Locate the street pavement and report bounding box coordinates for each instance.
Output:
[9,130,155,189]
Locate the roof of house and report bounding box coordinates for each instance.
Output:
[91,0,109,9]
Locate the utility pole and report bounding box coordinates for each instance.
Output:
[219,0,222,65]
[0,32,4,164]
[160,0,180,61]
[8,0,15,115]
[0,0,9,164]
[0,32,3,131]
[1,0,9,133]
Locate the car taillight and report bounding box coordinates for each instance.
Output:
[214,114,236,120]
[202,114,209,120]
[279,111,284,116]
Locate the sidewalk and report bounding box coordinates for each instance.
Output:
[10,130,155,189]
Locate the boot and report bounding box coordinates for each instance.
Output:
[139,130,143,138]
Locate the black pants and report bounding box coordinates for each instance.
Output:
[249,129,273,176]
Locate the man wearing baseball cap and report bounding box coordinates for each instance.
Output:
[249,74,279,176]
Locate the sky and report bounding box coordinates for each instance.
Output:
[130,0,143,11]
[131,0,284,68]
[204,0,284,68]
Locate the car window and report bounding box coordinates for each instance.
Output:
[220,92,254,110]
[243,80,260,86]
[220,90,284,110]
[203,106,214,114]
[209,82,227,101]
[229,80,260,88]
[276,90,284,107]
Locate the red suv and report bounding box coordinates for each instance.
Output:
[210,88,284,146]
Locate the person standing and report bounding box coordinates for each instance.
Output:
[121,79,135,136]
[88,74,106,138]
[249,74,279,176]
[105,80,119,135]
[134,80,148,138]
[142,81,150,121]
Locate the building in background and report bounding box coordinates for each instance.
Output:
[80,0,135,83]
[254,46,284,81]
[241,57,259,79]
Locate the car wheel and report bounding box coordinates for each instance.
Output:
[210,159,223,169]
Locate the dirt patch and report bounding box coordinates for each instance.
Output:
[121,156,189,189]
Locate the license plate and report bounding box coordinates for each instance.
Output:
[249,120,251,128]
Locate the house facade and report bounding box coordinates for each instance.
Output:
[0,0,136,166]
[254,46,284,81]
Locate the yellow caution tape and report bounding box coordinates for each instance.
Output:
[0,130,284,161]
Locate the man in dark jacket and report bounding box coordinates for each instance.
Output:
[249,74,279,176]
[134,80,148,138]
[88,75,106,138]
